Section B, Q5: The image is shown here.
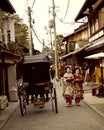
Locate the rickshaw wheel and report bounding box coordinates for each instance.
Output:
[50,87,54,112]
[19,95,26,116]
[53,88,58,113]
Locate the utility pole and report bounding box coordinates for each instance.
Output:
[27,0,33,56]
[42,39,45,53]
[49,29,53,52]
[52,0,58,80]
[48,7,53,52]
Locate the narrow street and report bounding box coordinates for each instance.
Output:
[1,82,104,130]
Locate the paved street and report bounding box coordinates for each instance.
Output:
[1,82,104,130]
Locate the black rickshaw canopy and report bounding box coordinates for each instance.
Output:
[21,54,52,64]
[19,54,54,84]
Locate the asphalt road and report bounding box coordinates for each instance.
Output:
[1,83,104,130]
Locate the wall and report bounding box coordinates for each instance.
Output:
[3,19,15,44]
[0,9,3,42]
[8,65,17,90]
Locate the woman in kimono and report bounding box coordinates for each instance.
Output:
[73,67,84,105]
[63,79,74,107]
[63,65,74,86]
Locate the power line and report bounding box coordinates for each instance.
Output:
[56,14,74,24]
[31,25,43,44]
[56,0,87,25]
[55,0,70,23]
[62,0,70,21]
[56,14,87,25]
[31,0,36,9]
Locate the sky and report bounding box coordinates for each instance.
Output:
[10,0,85,51]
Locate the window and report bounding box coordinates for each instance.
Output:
[94,13,99,31]
[99,8,104,29]
[90,18,94,35]
[7,30,11,42]
[69,43,75,51]
[90,12,99,35]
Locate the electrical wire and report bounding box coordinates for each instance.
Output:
[56,0,87,25]
[55,0,74,25]
[56,14,74,25]
[31,0,36,9]
[31,24,43,44]
[27,0,42,45]
[56,14,87,25]
[62,0,70,21]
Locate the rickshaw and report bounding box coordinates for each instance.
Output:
[17,54,58,116]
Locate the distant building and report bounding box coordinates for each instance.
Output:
[61,23,88,67]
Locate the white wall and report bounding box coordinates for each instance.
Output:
[3,19,15,44]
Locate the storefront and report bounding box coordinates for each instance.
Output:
[0,48,21,100]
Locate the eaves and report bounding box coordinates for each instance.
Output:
[75,0,102,22]
[85,36,104,52]
[0,0,16,14]
[60,43,90,60]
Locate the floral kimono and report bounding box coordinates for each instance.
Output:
[74,83,84,105]
[63,82,74,107]
[74,73,83,88]
[73,68,84,105]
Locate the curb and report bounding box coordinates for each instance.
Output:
[0,102,18,129]
[83,100,104,119]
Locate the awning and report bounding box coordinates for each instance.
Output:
[73,44,90,54]
[85,37,104,51]
[85,52,104,59]
[60,43,90,59]
[60,51,73,59]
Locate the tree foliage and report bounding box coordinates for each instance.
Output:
[53,34,65,57]
[15,20,29,55]
[42,34,65,65]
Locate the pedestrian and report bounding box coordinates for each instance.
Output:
[63,79,74,107]
[73,67,83,89]
[73,67,84,105]
[74,82,84,106]
[63,65,74,87]
[50,65,55,79]
[85,67,91,82]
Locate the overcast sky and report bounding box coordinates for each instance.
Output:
[10,0,85,51]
